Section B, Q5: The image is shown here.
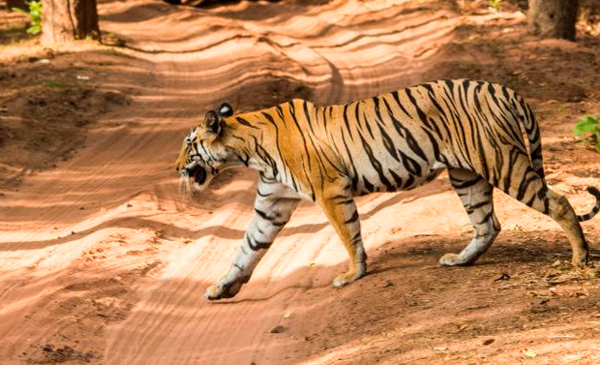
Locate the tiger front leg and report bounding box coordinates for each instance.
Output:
[318,192,367,288]
[205,181,300,300]
[204,242,261,300]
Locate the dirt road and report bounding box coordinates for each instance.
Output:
[1,0,600,364]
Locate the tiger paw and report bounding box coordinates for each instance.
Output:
[439,253,470,266]
[204,281,242,300]
[332,270,364,288]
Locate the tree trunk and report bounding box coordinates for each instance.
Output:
[7,0,27,11]
[528,0,579,41]
[41,0,100,45]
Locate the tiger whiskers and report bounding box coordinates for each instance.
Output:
[179,174,192,197]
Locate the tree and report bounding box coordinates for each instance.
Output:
[528,0,579,41]
[41,0,100,45]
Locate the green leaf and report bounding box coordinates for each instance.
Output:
[29,1,41,12]
[11,7,28,15]
[573,116,599,135]
[489,0,502,10]
[26,24,41,35]
[581,114,598,123]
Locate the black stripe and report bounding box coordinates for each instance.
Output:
[303,100,316,134]
[476,210,494,225]
[363,177,375,192]
[344,210,360,224]
[256,189,272,197]
[358,133,395,191]
[399,150,422,176]
[247,235,271,251]
[343,103,353,141]
[469,200,490,210]
[451,176,480,189]
[389,169,403,187]
[341,129,359,192]
[405,88,432,129]
[236,117,259,129]
[403,174,415,189]
[516,170,538,201]
[376,122,400,162]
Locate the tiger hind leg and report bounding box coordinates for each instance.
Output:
[440,168,501,266]
[498,156,588,267]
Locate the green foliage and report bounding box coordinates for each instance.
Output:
[489,0,503,11]
[573,115,600,153]
[12,1,42,35]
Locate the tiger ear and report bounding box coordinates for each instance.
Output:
[204,110,222,135]
[218,103,233,117]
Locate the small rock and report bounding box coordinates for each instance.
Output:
[494,273,510,281]
[457,323,469,331]
[270,325,286,334]
[42,344,54,352]
[551,259,561,267]
[383,280,394,288]
[483,338,494,345]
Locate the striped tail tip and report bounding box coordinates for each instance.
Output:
[577,186,600,222]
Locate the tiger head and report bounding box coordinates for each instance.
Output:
[176,103,234,193]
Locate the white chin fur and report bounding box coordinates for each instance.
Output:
[192,182,204,191]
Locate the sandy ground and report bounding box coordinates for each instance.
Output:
[1,0,600,364]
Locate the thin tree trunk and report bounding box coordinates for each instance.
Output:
[528,0,579,40]
[41,0,100,45]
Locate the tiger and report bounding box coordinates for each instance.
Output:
[175,79,600,301]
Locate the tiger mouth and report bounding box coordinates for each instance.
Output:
[181,163,207,186]
[189,165,207,186]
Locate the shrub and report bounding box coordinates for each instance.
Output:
[12,1,42,35]
[573,114,600,153]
